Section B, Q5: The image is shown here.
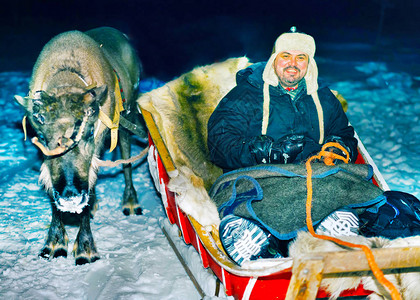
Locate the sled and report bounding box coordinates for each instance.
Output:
[137,57,420,299]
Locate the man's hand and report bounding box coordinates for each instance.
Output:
[249,135,305,164]
[270,135,305,164]
[323,135,352,162]
[249,135,274,164]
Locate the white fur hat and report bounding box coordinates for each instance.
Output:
[262,27,318,95]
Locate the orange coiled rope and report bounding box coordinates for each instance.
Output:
[305,142,402,300]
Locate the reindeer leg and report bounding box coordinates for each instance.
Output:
[119,128,142,215]
[89,188,99,218]
[39,204,68,259]
[73,205,100,265]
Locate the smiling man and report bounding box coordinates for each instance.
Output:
[208,26,358,171]
[274,50,308,88]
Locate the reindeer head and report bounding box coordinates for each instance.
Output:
[14,85,108,213]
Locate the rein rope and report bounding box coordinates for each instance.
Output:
[96,147,148,167]
[30,112,90,156]
[305,142,401,300]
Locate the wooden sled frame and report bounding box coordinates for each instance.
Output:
[140,106,420,299]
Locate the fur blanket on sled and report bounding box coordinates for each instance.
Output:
[138,57,251,226]
[290,232,420,299]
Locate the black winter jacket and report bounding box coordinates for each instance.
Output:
[207,62,358,171]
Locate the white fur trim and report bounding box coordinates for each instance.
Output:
[39,162,52,192]
[312,92,324,144]
[262,82,270,135]
[274,32,316,57]
[147,145,160,192]
[305,58,319,95]
[167,172,220,227]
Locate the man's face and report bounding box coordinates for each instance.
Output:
[274,50,309,88]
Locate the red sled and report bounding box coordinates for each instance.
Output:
[138,57,420,299]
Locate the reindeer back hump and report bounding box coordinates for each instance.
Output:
[85,27,142,102]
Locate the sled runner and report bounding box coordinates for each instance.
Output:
[138,57,420,299]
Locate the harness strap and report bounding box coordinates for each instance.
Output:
[98,110,119,152]
[119,115,146,140]
[22,115,27,141]
[24,71,129,154]
[97,71,125,152]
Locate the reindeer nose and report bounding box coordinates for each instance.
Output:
[63,185,79,198]
[57,137,71,147]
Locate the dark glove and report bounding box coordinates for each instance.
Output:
[249,135,274,164]
[323,135,352,162]
[270,134,305,164]
[249,135,305,164]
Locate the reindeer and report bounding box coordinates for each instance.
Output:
[14,27,146,265]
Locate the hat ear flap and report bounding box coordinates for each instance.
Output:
[304,58,318,95]
[262,53,279,86]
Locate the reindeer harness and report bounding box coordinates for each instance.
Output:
[22,70,146,164]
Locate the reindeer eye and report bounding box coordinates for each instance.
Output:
[33,113,45,125]
[33,100,43,106]
[86,107,95,117]
[38,133,46,142]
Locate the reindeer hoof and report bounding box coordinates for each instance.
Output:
[39,246,68,260]
[122,205,142,216]
[122,187,141,215]
[134,206,143,215]
[75,255,100,265]
[39,248,52,259]
[53,248,68,258]
[73,240,100,265]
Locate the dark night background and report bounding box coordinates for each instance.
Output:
[1,0,419,81]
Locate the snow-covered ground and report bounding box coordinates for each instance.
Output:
[0,42,419,299]
[328,60,420,197]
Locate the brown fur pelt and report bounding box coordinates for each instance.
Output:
[138,57,251,226]
[289,232,420,299]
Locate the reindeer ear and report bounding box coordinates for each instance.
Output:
[14,95,32,112]
[84,85,108,105]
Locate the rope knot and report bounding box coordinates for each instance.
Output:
[318,142,350,166]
